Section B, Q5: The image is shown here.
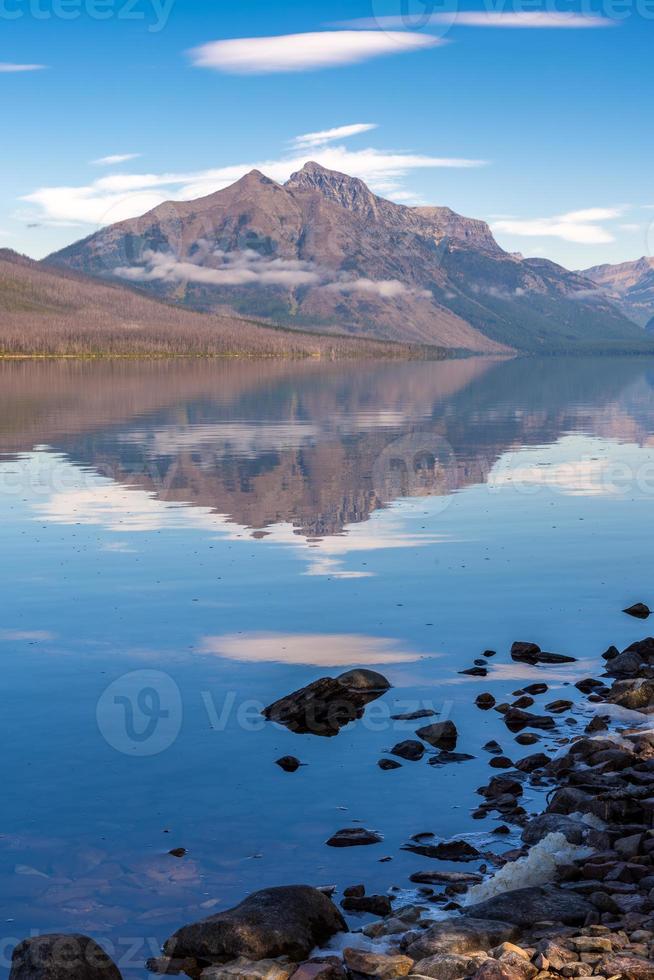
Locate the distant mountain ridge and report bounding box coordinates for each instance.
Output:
[582,257,654,329]
[47,162,649,353]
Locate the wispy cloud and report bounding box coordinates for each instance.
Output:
[0,63,46,73]
[23,126,486,227]
[292,123,378,149]
[492,208,624,244]
[92,153,141,166]
[188,30,442,74]
[343,12,615,29]
[116,248,322,288]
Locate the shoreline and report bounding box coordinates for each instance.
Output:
[10,628,654,980]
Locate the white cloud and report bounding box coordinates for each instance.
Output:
[292,123,378,149]
[92,153,141,166]
[344,12,614,29]
[116,248,322,288]
[0,63,46,73]
[493,207,624,244]
[188,30,442,74]
[23,128,486,228]
[326,277,430,299]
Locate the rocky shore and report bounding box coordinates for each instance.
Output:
[11,632,654,980]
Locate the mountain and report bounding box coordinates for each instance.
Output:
[582,257,654,328]
[46,162,647,354]
[0,248,416,358]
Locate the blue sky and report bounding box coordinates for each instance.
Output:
[2,0,653,269]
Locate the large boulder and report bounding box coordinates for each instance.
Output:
[595,956,654,980]
[411,952,490,980]
[9,935,121,980]
[521,813,588,846]
[406,918,520,960]
[464,885,593,928]
[263,671,390,736]
[163,886,347,963]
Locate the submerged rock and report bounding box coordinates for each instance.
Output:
[510,643,575,665]
[503,708,555,732]
[624,603,651,619]
[326,828,382,847]
[391,710,436,721]
[403,839,480,862]
[416,721,458,751]
[275,757,302,773]
[409,871,483,885]
[378,758,402,771]
[390,740,425,761]
[263,670,390,736]
[341,895,392,916]
[10,935,122,980]
[163,886,346,963]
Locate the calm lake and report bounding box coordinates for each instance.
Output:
[3,355,654,976]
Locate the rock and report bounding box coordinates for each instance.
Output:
[146,958,200,977]
[407,918,520,960]
[484,741,504,755]
[503,708,555,732]
[523,684,548,695]
[403,840,480,862]
[409,871,483,885]
[471,962,526,980]
[460,667,488,677]
[416,721,458,751]
[489,757,513,770]
[391,710,437,721]
[514,733,540,746]
[606,652,646,678]
[480,775,523,798]
[511,697,535,710]
[510,643,575,665]
[614,833,644,859]
[537,943,577,971]
[595,956,654,980]
[511,642,542,664]
[521,814,587,845]
[343,885,365,898]
[342,949,414,980]
[9,935,122,980]
[263,670,390,736]
[464,885,593,928]
[411,953,489,980]
[476,694,496,710]
[169,848,187,858]
[289,960,346,980]
[391,740,425,762]
[201,958,294,980]
[275,757,302,773]
[340,895,392,916]
[378,759,402,771]
[545,700,573,714]
[163,886,347,963]
[514,753,550,774]
[624,604,651,619]
[428,751,475,766]
[326,829,382,847]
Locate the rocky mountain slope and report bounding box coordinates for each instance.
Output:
[582,256,654,329]
[0,248,416,358]
[47,163,648,353]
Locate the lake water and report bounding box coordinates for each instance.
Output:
[3,355,654,976]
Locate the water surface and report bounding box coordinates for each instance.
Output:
[2,356,654,975]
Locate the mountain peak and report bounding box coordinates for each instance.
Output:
[286,161,379,213]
